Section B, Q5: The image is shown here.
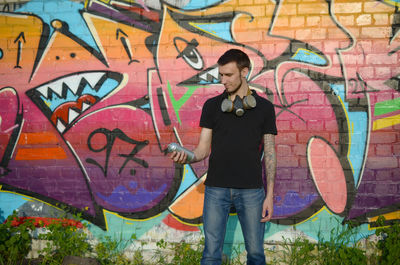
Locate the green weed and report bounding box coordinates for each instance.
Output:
[0,211,35,265]
[38,212,91,265]
[314,221,367,265]
[2,212,400,265]
[279,235,316,265]
[95,233,141,265]
[375,216,400,265]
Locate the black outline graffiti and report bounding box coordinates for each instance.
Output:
[13,32,25,69]
[86,128,149,178]
[173,37,204,70]
[116,28,140,65]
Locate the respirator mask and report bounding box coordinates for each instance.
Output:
[221,90,256,117]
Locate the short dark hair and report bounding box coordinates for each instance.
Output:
[217,49,250,71]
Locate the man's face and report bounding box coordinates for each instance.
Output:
[218,61,246,94]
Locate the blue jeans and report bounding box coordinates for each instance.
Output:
[201,186,266,265]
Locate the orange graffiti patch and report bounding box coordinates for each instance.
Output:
[168,176,205,221]
[18,132,59,145]
[82,12,154,66]
[0,13,43,83]
[15,147,67,160]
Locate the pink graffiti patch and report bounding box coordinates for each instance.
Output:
[64,105,176,213]
[308,137,347,214]
[0,88,19,163]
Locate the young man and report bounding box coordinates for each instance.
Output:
[170,49,277,265]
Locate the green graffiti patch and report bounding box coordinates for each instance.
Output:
[167,81,202,124]
[374,97,400,116]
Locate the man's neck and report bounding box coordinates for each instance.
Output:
[229,83,249,100]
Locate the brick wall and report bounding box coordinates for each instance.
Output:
[0,0,399,257]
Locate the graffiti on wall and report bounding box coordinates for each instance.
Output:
[0,0,399,247]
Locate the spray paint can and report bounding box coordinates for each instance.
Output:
[167,143,195,162]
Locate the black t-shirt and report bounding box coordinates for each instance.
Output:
[200,90,277,189]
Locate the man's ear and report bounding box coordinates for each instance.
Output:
[241,67,249,79]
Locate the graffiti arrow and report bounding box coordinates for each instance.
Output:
[116,28,139,65]
[13,32,26,69]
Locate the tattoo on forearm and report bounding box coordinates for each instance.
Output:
[264,134,276,187]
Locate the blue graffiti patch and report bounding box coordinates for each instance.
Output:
[273,191,319,217]
[173,164,198,201]
[16,0,99,52]
[183,0,223,10]
[191,21,233,43]
[0,192,29,222]
[291,48,326,65]
[97,181,167,210]
[330,84,367,186]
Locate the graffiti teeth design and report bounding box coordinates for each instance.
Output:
[178,65,220,86]
[52,95,98,133]
[26,71,123,133]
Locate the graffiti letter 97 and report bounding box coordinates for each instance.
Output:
[86,128,149,177]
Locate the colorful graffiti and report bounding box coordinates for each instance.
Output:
[0,0,399,254]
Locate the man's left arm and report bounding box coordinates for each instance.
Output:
[261,133,276,222]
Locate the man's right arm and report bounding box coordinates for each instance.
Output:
[170,127,212,164]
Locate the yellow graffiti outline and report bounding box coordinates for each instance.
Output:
[367,211,400,230]
[169,213,203,227]
[102,209,161,231]
[188,22,219,39]
[294,206,333,226]
[0,188,66,213]
[382,0,400,7]
[292,48,325,64]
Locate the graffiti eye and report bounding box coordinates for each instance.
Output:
[174,37,204,70]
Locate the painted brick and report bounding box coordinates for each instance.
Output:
[366,53,398,65]
[277,156,299,167]
[276,168,293,180]
[337,15,355,26]
[356,14,372,26]
[279,3,297,16]
[298,3,329,15]
[334,3,362,14]
[276,133,297,144]
[375,169,395,181]
[372,13,389,25]
[374,67,392,80]
[277,144,292,156]
[375,183,398,195]
[298,28,327,40]
[376,144,393,156]
[361,26,391,39]
[306,16,321,26]
[363,1,393,13]
[361,182,376,194]
[366,157,399,169]
[290,16,305,27]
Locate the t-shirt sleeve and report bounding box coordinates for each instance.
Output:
[263,101,278,135]
[200,99,214,129]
